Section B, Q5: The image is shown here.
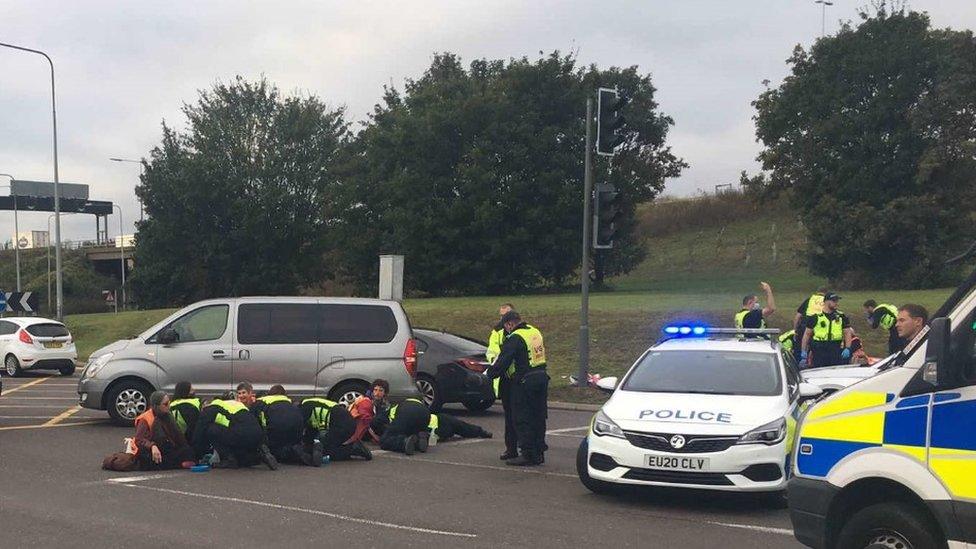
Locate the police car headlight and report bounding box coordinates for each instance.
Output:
[592,409,626,439]
[736,417,787,445]
[83,353,114,379]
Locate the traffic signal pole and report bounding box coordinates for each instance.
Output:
[577,97,594,387]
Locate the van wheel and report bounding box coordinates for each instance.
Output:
[836,502,942,549]
[415,375,443,412]
[106,380,153,426]
[4,355,23,377]
[576,438,614,495]
[329,380,370,408]
[59,363,76,376]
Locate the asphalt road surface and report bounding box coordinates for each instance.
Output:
[0,372,802,548]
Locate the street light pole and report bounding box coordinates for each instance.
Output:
[0,174,20,291]
[815,0,834,37]
[113,204,125,311]
[0,42,63,319]
[109,158,144,222]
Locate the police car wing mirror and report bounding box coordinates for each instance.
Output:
[798,382,823,400]
[595,377,618,393]
[924,317,951,386]
[158,328,179,345]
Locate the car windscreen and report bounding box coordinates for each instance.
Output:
[622,350,782,396]
[25,323,70,338]
[417,331,486,354]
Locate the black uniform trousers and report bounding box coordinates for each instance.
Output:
[379,401,430,453]
[435,413,490,440]
[305,407,358,460]
[202,421,265,466]
[264,405,304,462]
[511,369,548,459]
[499,376,517,454]
[810,341,843,369]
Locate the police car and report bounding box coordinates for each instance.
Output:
[577,326,823,497]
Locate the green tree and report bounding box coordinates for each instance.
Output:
[751,6,976,287]
[336,52,684,295]
[132,77,349,307]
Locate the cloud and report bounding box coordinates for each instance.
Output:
[2,0,975,243]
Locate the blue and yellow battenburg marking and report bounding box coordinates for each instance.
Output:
[796,391,976,500]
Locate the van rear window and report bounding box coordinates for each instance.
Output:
[319,304,398,344]
[25,323,70,337]
[237,303,398,344]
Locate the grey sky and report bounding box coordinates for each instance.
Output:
[2,0,975,243]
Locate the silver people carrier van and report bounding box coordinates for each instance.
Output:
[78,297,421,425]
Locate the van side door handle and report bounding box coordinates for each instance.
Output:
[212,350,227,360]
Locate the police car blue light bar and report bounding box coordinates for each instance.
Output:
[662,325,781,337]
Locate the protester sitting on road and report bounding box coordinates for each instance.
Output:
[300,396,372,462]
[193,392,278,470]
[378,397,431,455]
[896,304,929,345]
[367,378,393,442]
[236,382,257,407]
[134,391,195,470]
[348,394,377,443]
[432,413,492,441]
[252,385,308,465]
[734,281,776,330]
[170,381,201,443]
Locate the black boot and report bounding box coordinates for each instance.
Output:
[258,444,279,471]
[417,431,430,453]
[499,450,518,460]
[506,454,543,467]
[403,435,418,456]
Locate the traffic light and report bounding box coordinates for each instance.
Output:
[596,88,627,156]
[593,183,621,249]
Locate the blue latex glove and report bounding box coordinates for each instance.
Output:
[800,350,809,362]
[841,347,852,360]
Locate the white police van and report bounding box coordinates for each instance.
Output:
[789,243,976,549]
[577,326,823,497]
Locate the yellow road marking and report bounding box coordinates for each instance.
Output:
[0,419,104,431]
[44,405,82,426]
[0,377,50,395]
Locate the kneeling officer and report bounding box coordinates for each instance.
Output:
[193,393,278,470]
[301,397,372,462]
[252,385,306,465]
[379,398,431,455]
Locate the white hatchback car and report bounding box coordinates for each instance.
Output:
[0,317,77,377]
[578,327,823,497]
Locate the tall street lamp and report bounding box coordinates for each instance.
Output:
[0,42,63,319]
[113,204,126,311]
[815,0,834,37]
[109,157,145,222]
[0,174,20,291]
[46,212,73,313]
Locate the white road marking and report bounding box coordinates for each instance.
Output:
[704,521,792,536]
[546,426,589,434]
[0,396,80,400]
[547,433,585,439]
[0,419,105,431]
[0,405,82,408]
[379,453,577,478]
[117,484,478,538]
[105,473,182,484]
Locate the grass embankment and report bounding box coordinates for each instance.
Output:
[62,287,950,403]
[59,192,955,403]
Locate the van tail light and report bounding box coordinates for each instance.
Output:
[457,358,489,373]
[18,329,33,345]
[403,338,418,378]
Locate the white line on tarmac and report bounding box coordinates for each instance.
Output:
[117,484,478,538]
[704,521,791,536]
[379,453,577,478]
[0,396,80,400]
[547,433,585,439]
[105,473,182,484]
[546,426,589,434]
[0,405,82,408]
